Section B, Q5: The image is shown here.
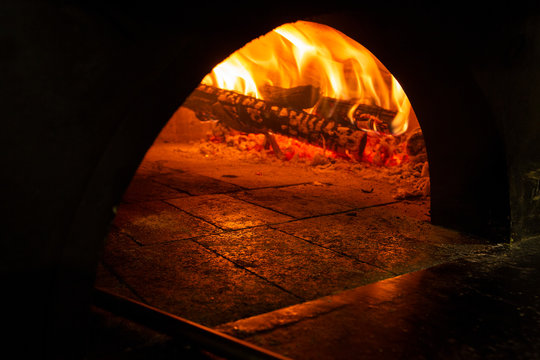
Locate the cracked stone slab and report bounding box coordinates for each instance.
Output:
[121,176,190,203]
[177,162,316,189]
[94,262,138,300]
[230,185,350,219]
[272,205,490,275]
[157,157,320,189]
[97,231,142,299]
[103,227,140,252]
[101,240,300,327]
[379,198,431,222]
[196,227,391,301]
[112,200,219,245]
[230,182,398,219]
[165,194,293,230]
[151,170,244,195]
[130,157,177,178]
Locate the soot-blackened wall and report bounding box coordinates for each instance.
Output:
[2,1,539,357]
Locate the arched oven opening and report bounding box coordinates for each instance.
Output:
[94,17,507,355]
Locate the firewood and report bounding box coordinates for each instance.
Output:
[405,128,426,156]
[259,84,321,110]
[181,87,219,121]
[182,84,373,159]
[183,84,320,119]
[314,97,397,133]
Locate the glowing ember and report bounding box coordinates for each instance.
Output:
[206,130,409,167]
[362,133,408,166]
[201,21,412,135]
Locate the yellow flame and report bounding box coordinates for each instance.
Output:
[202,21,411,135]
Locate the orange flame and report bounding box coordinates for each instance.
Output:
[202,21,412,135]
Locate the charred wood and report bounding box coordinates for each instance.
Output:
[314,97,397,133]
[182,84,368,160]
[259,84,321,110]
[405,128,426,156]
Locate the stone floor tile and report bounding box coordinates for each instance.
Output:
[230,184,353,218]
[174,161,316,189]
[165,194,293,230]
[272,206,489,274]
[112,200,218,245]
[94,262,138,300]
[323,181,397,208]
[196,227,391,300]
[379,198,431,222]
[102,227,140,253]
[230,181,402,219]
[101,240,301,327]
[152,170,244,195]
[121,176,189,203]
[131,158,176,178]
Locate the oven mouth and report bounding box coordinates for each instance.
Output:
[96,20,494,333]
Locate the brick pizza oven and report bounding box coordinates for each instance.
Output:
[2,0,540,358]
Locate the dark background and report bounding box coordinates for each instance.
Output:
[1,0,539,357]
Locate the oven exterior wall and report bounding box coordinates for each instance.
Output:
[1,0,539,357]
[469,14,540,241]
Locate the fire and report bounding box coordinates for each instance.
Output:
[202,21,412,135]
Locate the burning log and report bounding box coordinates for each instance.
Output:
[314,97,397,133]
[184,84,396,133]
[257,85,393,134]
[259,84,321,110]
[183,84,370,160]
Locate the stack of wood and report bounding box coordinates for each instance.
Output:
[182,83,398,160]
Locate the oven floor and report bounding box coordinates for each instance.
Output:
[96,143,492,329]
